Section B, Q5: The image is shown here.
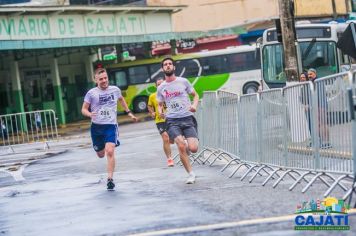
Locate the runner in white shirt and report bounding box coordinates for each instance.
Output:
[82,68,138,190]
[156,57,199,184]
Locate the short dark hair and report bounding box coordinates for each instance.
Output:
[94,68,107,76]
[161,56,175,67]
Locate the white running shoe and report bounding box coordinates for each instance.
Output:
[185,172,196,184]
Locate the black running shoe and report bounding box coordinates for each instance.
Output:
[107,178,115,191]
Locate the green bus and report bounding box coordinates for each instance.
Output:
[106,45,261,113]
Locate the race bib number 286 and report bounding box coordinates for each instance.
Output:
[98,107,113,120]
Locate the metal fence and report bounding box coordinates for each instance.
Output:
[196,71,356,199]
[0,109,58,153]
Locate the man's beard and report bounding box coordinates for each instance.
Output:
[164,70,174,76]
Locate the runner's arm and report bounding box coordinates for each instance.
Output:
[147,105,155,119]
[81,102,94,118]
[147,95,155,118]
[189,90,199,112]
[118,97,138,121]
[158,101,165,119]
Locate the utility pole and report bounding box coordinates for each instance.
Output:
[331,0,337,19]
[345,0,350,14]
[278,0,298,81]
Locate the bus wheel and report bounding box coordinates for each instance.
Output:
[133,96,148,113]
[243,82,259,94]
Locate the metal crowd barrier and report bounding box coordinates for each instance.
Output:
[0,109,58,153]
[195,70,356,200]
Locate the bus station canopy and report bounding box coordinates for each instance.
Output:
[0,5,247,50]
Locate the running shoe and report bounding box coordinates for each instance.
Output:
[185,172,196,184]
[107,178,115,191]
[167,158,174,167]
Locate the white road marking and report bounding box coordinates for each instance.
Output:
[128,209,356,236]
[8,164,27,181]
[0,164,27,181]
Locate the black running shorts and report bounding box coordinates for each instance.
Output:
[165,115,198,141]
[156,122,168,135]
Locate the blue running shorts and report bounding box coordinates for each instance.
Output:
[90,123,120,152]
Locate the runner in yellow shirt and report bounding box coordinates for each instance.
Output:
[148,78,174,167]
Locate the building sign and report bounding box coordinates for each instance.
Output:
[294,197,350,231]
[99,46,117,61]
[0,13,171,40]
[178,39,196,49]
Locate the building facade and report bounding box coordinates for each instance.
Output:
[0,5,180,124]
[148,0,352,32]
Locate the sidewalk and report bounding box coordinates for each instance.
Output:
[57,113,152,137]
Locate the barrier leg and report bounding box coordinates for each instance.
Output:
[262,168,281,186]
[320,173,347,191]
[202,149,220,164]
[210,152,232,166]
[289,171,314,191]
[240,164,258,181]
[301,172,324,193]
[272,169,301,188]
[249,165,272,183]
[324,174,353,197]
[229,163,250,178]
[220,158,240,172]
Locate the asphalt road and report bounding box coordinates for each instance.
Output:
[0,121,355,235]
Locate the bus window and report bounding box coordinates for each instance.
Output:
[113,70,128,89]
[176,59,202,78]
[149,63,165,81]
[201,56,226,75]
[227,52,260,72]
[128,65,150,84]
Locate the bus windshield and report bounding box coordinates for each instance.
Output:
[262,41,338,85]
[299,41,338,77]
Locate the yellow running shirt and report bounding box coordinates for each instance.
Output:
[148,92,166,123]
